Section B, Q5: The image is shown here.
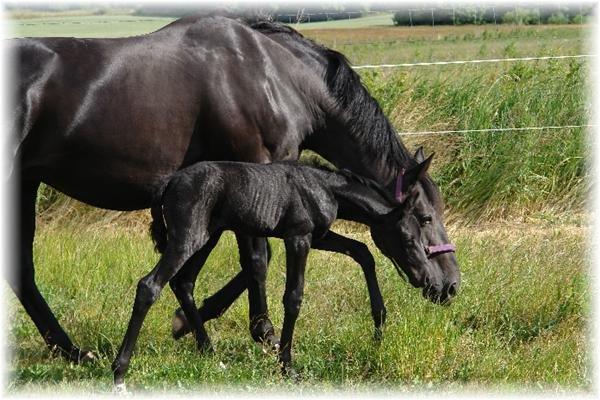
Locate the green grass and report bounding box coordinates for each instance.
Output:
[6,221,590,393]
[360,58,589,220]
[6,15,174,38]
[292,13,395,30]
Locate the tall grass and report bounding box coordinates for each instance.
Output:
[361,59,589,220]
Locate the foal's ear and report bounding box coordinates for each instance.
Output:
[404,153,434,190]
[414,146,426,163]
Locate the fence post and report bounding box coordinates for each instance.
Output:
[431,8,435,28]
[409,10,413,27]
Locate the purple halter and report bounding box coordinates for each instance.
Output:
[394,168,407,203]
[425,243,456,258]
[394,169,456,259]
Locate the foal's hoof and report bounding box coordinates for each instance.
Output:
[172,308,191,340]
[113,382,129,395]
[373,327,383,342]
[198,341,214,355]
[66,348,97,364]
[260,334,281,354]
[282,365,301,383]
[78,350,98,364]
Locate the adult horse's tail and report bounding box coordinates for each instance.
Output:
[150,180,170,254]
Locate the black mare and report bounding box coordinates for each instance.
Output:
[112,161,433,386]
[10,15,459,365]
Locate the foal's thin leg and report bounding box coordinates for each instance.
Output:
[279,234,311,379]
[169,233,222,350]
[112,246,198,386]
[9,179,94,363]
[173,242,273,339]
[236,235,278,348]
[312,230,386,340]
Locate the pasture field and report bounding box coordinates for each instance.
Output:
[6,220,590,393]
[4,12,592,394]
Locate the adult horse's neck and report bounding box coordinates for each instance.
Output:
[310,50,414,187]
[250,21,413,188]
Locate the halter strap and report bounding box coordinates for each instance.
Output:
[395,168,456,258]
[394,168,406,203]
[426,244,456,258]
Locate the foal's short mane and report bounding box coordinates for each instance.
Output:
[301,161,401,208]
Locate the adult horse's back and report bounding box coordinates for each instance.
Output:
[10,15,335,361]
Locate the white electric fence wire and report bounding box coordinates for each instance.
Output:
[352,54,596,69]
[397,124,595,136]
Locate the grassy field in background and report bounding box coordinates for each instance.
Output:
[7,15,173,38]
[4,12,592,394]
[291,13,395,29]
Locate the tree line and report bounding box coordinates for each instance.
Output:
[392,4,595,26]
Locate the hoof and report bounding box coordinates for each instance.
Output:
[172,308,191,340]
[282,365,301,383]
[114,382,129,395]
[66,348,97,364]
[78,350,98,364]
[198,340,214,355]
[373,327,383,342]
[261,334,281,354]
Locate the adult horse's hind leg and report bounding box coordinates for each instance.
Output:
[8,179,95,363]
[312,230,386,341]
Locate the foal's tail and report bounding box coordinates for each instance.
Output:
[150,179,170,254]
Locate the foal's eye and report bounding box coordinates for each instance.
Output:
[419,215,432,226]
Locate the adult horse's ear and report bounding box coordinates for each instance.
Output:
[404,153,434,189]
[414,146,425,163]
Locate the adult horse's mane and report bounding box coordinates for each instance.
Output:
[250,20,417,180]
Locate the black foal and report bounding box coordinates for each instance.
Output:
[112,160,434,386]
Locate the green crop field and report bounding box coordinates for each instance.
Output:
[4,12,593,395]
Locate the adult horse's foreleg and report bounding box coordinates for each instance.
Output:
[236,234,278,348]
[9,179,95,363]
[279,234,311,380]
[312,230,386,341]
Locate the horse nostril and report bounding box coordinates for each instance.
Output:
[423,276,430,287]
[447,282,458,297]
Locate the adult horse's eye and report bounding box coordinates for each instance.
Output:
[420,215,432,226]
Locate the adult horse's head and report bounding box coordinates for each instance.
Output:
[371,151,460,304]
